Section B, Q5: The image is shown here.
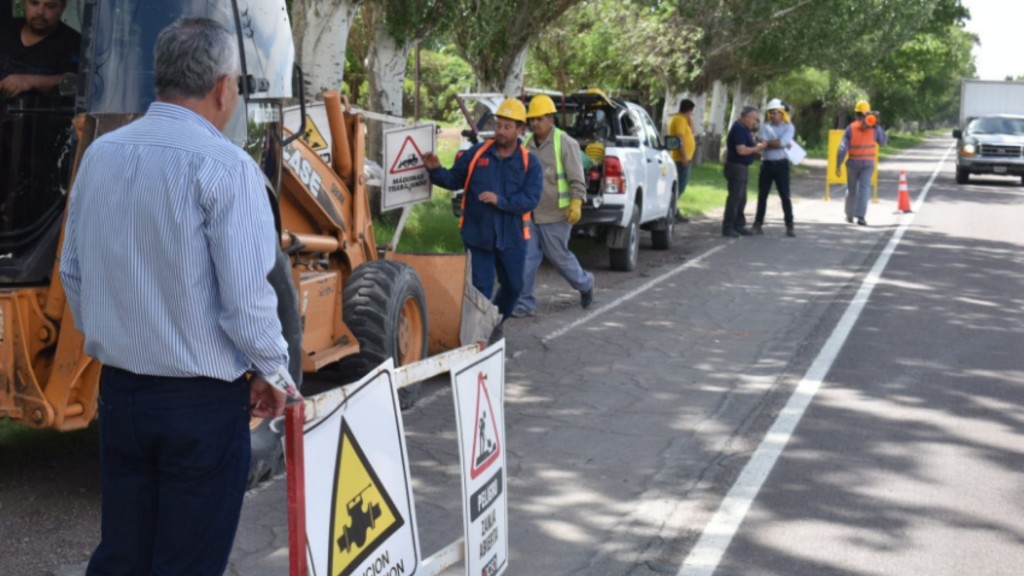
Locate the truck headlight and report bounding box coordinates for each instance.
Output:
[961,143,976,156]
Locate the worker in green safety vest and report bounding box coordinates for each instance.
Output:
[513,95,595,317]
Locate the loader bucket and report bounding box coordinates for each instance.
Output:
[388,253,500,355]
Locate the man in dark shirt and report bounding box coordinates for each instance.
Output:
[0,0,80,97]
[722,106,766,237]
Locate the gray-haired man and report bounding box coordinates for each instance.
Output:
[61,17,293,575]
[722,106,766,237]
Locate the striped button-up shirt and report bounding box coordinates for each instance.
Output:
[60,102,289,382]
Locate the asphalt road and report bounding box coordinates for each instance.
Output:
[7,135,1024,576]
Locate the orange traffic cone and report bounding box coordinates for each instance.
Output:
[896,170,912,213]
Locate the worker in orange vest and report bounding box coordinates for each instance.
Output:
[836,100,888,226]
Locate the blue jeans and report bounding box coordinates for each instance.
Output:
[675,161,691,217]
[516,220,594,314]
[87,367,250,576]
[468,243,526,319]
[845,162,874,219]
[755,160,793,227]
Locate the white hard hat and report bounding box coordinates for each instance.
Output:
[766,98,785,111]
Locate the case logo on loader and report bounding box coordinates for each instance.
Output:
[329,419,404,576]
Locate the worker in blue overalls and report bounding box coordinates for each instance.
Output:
[423,98,542,327]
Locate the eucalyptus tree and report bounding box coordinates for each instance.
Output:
[291,0,362,97]
[448,0,584,94]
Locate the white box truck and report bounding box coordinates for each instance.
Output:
[953,79,1024,185]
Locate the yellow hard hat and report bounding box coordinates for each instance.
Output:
[526,95,557,119]
[854,100,871,114]
[495,97,527,123]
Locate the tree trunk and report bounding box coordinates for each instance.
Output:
[291,0,361,98]
[690,92,707,166]
[708,80,727,135]
[500,46,528,96]
[365,13,413,222]
[728,79,744,126]
[703,80,728,164]
[662,91,685,134]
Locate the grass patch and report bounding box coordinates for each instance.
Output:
[374,188,464,252]
[0,417,98,460]
[678,162,728,217]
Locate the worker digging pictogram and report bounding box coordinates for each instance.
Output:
[470,372,502,479]
[329,419,404,576]
[388,136,426,174]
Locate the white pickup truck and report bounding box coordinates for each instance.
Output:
[453,89,678,271]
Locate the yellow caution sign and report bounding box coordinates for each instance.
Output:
[826,128,879,202]
[302,116,329,151]
[329,420,404,576]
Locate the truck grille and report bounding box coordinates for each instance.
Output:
[980,144,1022,158]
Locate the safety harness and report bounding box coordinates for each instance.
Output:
[461,140,532,240]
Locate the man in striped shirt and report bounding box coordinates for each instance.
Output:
[60,17,293,576]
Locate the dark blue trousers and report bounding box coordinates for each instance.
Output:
[86,366,250,576]
[468,244,526,319]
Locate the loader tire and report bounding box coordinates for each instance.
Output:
[338,260,428,410]
[247,248,302,490]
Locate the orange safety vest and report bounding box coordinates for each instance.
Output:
[848,120,878,162]
[460,140,532,240]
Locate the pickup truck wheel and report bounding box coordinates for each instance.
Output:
[609,206,640,271]
[651,190,677,250]
[338,260,428,409]
[248,248,303,489]
[955,167,969,184]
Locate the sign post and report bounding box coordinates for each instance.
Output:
[451,342,508,576]
[382,124,435,212]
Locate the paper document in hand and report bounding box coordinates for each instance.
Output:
[785,141,807,165]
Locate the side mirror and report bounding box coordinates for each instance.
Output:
[952,129,962,139]
[664,135,681,151]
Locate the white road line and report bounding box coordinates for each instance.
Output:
[676,144,954,576]
[541,244,729,344]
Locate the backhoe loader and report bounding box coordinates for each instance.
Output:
[0,0,496,485]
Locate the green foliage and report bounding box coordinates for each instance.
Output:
[527,0,701,111]
[448,0,585,90]
[402,45,475,123]
[869,26,976,126]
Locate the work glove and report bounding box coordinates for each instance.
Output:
[567,198,583,225]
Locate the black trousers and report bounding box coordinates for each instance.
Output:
[755,159,793,227]
[723,161,750,231]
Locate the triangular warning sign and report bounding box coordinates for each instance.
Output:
[302,116,328,151]
[388,136,426,174]
[470,372,501,480]
[329,420,404,576]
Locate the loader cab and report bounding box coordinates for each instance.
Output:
[0,0,85,284]
[0,0,294,285]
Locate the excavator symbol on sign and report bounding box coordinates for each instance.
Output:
[336,485,383,553]
[396,153,421,170]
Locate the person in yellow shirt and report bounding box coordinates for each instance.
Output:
[667,98,697,222]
